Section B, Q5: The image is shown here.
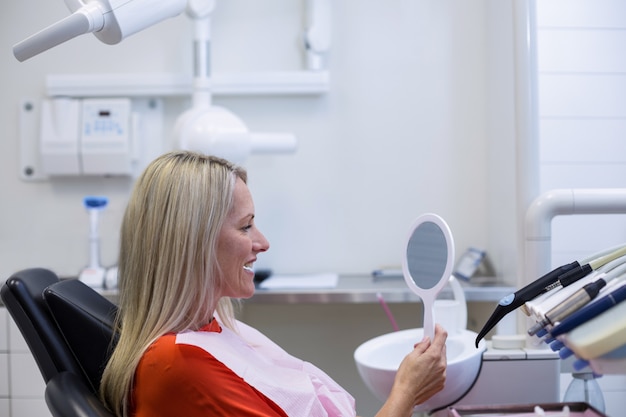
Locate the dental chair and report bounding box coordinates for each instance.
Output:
[1,268,118,417]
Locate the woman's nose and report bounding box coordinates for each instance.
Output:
[254,229,270,252]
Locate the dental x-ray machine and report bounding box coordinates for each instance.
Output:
[14,0,330,163]
[13,0,188,62]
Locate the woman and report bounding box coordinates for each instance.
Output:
[100,150,447,417]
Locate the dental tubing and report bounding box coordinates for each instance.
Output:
[475,245,626,346]
[525,244,626,372]
[476,243,626,372]
[526,253,626,323]
[526,257,626,320]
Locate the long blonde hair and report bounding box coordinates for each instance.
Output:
[100,151,247,417]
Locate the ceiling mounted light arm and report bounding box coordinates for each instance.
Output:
[174,0,297,163]
[13,0,187,62]
[304,0,331,70]
[63,0,85,12]
[186,0,214,108]
[13,3,104,62]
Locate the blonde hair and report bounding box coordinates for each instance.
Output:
[100,151,247,417]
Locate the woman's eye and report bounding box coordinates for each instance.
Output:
[242,224,253,232]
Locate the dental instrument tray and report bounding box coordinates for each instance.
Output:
[448,402,608,416]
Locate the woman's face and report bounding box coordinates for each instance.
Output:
[216,178,270,299]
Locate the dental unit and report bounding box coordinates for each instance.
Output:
[525,248,626,335]
[526,255,626,328]
[549,281,626,340]
[475,244,626,347]
[526,252,626,315]
[474,260,578,347]
[487,240,626,382]
[527,279,606,336]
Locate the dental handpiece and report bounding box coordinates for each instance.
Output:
[522,251,626,321]
[532,246,626,299]
[527,279,606,336]
[550,282,626,338]
[474,261,580,347]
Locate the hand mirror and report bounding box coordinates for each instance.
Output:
[402,213,455,340]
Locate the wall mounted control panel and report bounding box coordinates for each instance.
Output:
[80,98,132,175]
[19,96,164,181]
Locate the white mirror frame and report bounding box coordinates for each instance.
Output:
[401,213,455,339]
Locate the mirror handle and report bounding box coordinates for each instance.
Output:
[423,300,435,341]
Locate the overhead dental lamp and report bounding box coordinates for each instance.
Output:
[13,0,187,62]
[173,0,297,162]
[14,0,300,163]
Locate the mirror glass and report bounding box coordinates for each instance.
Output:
[402,213,454,339]
[406,221,449,289]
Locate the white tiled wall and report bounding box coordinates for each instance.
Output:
[537,1,626,415]
[0,307,51,417]
[0,308,10,417]
[537,0,626,266]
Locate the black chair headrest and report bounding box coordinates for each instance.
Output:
[44,279,119,393]
[1,268,84,383]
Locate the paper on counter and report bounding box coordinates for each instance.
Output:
[258,273,339,289]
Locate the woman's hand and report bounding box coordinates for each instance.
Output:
[376,324,448,417]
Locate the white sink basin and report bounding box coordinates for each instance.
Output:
[354,328,486,412]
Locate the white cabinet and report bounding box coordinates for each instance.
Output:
[0,306,52,417]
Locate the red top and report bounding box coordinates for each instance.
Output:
[131,321,288,417]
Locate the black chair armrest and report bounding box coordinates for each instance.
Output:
[45,372,116,417]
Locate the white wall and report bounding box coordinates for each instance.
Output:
[3,0,626,415]
[536,2,626,415]
[0,0,520,282]
[0,1,526,416]
[537,0,626,266]
[13,1,616,416]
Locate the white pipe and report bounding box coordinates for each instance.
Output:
[511,0,540,336]
[186,0,215,108]
[250,133,297,154]
[192,15,211,108]
[305,0,331,71]
[525,189,626,280]
[514,0,540,287]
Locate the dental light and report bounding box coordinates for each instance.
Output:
[15,0,300,163]
[13,0,187,62]
[173,0,297,163]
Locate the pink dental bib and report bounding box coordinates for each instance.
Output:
[176,320,356,417]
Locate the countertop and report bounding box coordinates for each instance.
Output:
[95,274,514,305]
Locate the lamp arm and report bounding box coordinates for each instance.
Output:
[13,0,186,61]
[14,3,104,62]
